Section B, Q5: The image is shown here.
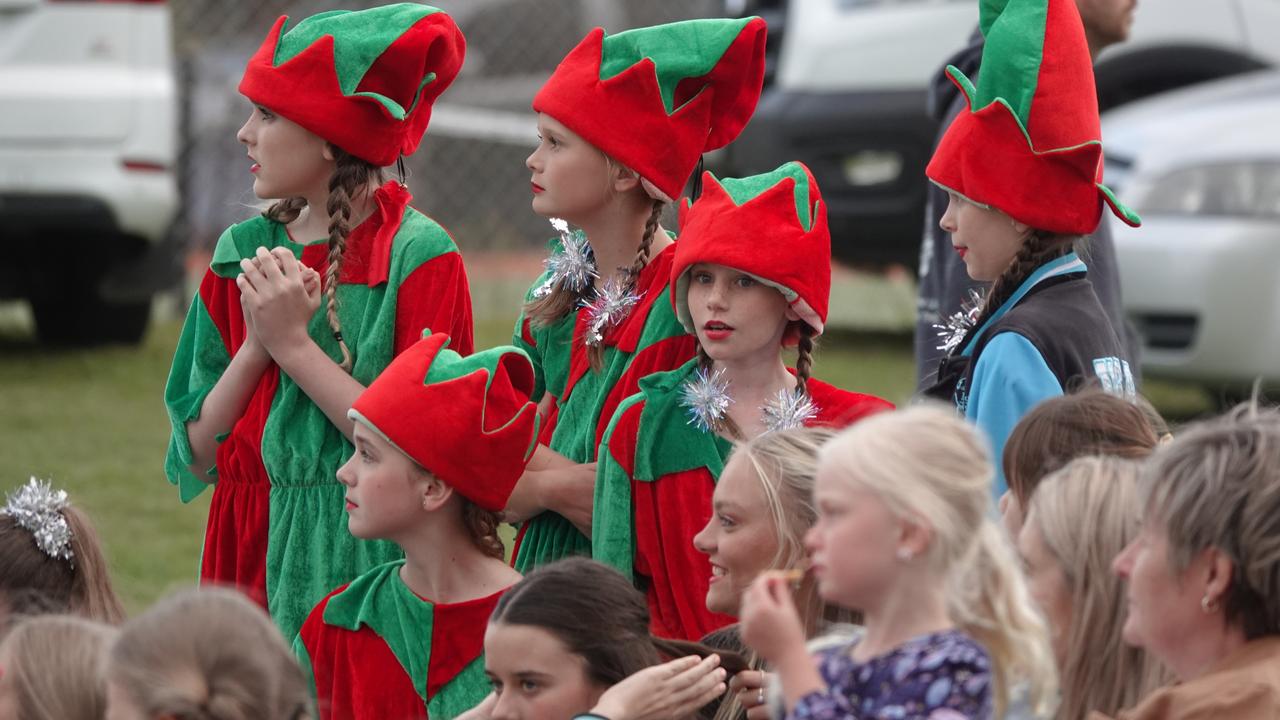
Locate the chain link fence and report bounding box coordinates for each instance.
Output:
[170,0,724,257]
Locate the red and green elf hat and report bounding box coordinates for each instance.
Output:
[670,161,830,342]
[925,0,1141,235]
[348,332,540,513]
[533,17,767,202]
[239,4,465,168]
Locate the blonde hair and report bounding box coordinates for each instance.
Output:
[109,587,313,720]
[1027,457,1169,720]
[0,614,117,720]
[0,500,126,625]
[817,405,1057,717]
[1139,402,1280,639]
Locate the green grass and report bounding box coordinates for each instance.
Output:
[0,296,1216,614]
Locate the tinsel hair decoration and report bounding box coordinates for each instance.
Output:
[934,286,986,354]
[761,388,820,433]
[680,366,733,433]
[3,478,75,565]
[533,217,598,299]
[583,275,642,347]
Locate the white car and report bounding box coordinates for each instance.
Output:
[1103,70,1280,391]
[0,0,178,345]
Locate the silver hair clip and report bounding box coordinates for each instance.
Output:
[3,478,75,565]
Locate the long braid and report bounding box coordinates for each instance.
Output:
[323,149,378,373]
[585,199,666,372]
[794,323,816,397]
[971,230,1072,335]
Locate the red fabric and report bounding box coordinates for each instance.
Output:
[1027,0,1100,152]
[350,334,538,512]
[671,163,830,335]
[532,20,766,201]
[426,591,505,700]
[300,589,427,720]
[595,334,696,448]
[239,13,464,167]
[392,253,474,357]
[195,272,276,608]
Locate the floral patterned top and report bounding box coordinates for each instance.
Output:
[790,629,992,720]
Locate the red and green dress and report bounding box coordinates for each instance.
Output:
[295,560,505,720]
[510,237,695,572]
[594,359,893,641]
[163,181,474,641]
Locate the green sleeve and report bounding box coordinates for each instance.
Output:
[162,289,231,503]
[592,393,645,580]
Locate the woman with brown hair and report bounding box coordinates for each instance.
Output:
[1018,457,1168,719]
[1000,388,1161,538]
[1097,404,1280,718]
[0,478,125,628]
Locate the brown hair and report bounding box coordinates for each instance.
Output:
[1139,402,1280,640]
[263,147,384,373]
[0,615,117,720]
[462,500,505,560]
[1004,388,1160,507]
[1027,457,1170,720]
[0,503,126,625]
[973,229,1073,336]
[109,587,314,720]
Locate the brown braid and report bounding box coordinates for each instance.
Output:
[972,230,1075,334]
[462,501,505,560]
[323,149,379,372]
[794,322,816,397]
[585,199,667,372]
[263,196,306,224]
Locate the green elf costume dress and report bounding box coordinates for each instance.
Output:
[512,17,769,572]
[922,0,1142,498]
[163,5,472,641]
[295,332,539,720]
[594,162,892,641]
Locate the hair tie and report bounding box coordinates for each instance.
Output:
[333,330,344,343]
[3,478,75,566]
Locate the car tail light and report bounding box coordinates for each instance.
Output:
[123,160,169,173]
[48,0,166,4]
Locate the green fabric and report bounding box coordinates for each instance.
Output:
[593,361,732,579]
[972,0,1047,132]
[163,299,231,503]
[427,656,489,719]
[599,17,756,114]
[511,235,689,573]
[292,633,319,701]
[165,206,462,642]
[272,4,445,118]
[716,160,814,231]
[323,561,434,700]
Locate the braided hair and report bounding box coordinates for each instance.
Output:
[970,230,1075,337]
[584,198,666,371]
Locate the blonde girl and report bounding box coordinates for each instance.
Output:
[0,615,116,720]
[741,406,1056,719]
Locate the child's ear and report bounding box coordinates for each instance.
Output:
[322,142,336,162]
[897,514,933,561]
[612,164,641,194]
[784,306,802,322]
[417,470,454,512]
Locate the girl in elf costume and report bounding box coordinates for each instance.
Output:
[921,0,1141,499]
[294,332,536,720]
[163,4,473,641]
[593,162,892,642]
[506,17,768,573]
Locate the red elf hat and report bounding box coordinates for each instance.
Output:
[239,3,465,168]
[348,332,540,513]
[533,17,767,202]
[925,0,1141,235]
[671,161,830,342]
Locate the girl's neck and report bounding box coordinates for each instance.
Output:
[289,181,380,242]
[395,513,519,605]
[576,203,670,287]
[713,351,797,439]
[853,572,954,662]
[1169,622,1250,682]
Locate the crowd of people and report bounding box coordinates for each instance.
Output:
[3,0,1279,718]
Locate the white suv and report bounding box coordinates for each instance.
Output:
[0,0,178,344]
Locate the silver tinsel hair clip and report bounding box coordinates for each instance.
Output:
[583,275,642,347]
[3,478,75,565]
[533,218,597,299]
[933,287,986,354]
[680,366,733,433]
[761,388,820,433]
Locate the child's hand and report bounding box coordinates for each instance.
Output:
[729,669,774,720]
[589,654,726,720]
[237,247,320,358]
[740,571,808,664]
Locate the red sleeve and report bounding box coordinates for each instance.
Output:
[394,252,474,357]
[633,467,737,641]
[596,334,697,447]
[198,269,246,356]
